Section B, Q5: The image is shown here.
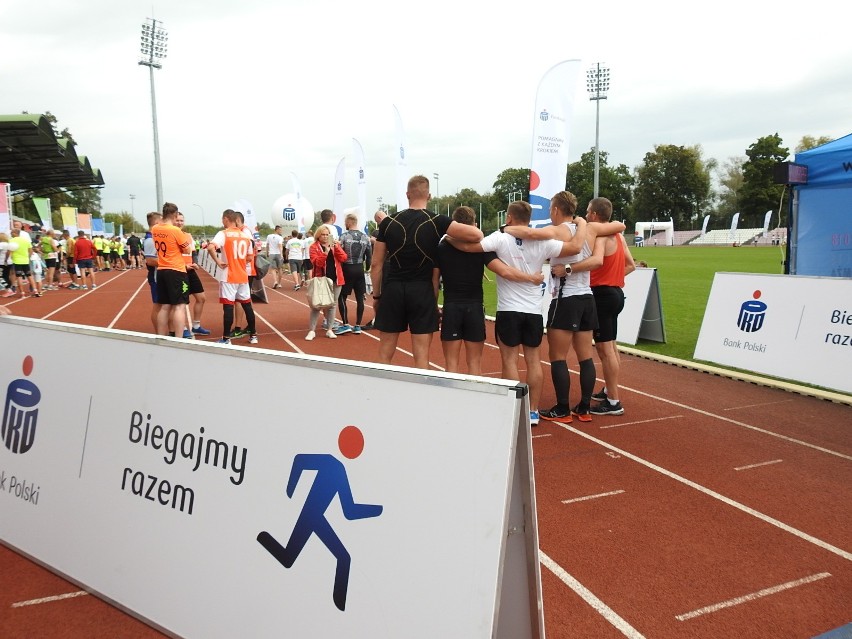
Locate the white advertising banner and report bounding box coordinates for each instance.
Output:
[694,273,852,394]
[618,267,666,345]
[0,318,543,638]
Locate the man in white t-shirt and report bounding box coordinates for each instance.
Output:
[265,226,285,288]
[447,200,585,426]
[284,230,305,290]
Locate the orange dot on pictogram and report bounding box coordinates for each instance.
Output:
[22,356,33,377]
[338,425,364,459]
[753,290,762,299]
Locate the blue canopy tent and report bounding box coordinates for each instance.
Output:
[789,134,852,276]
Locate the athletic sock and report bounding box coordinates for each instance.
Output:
[550,360,570,406]
[579,358,596,404]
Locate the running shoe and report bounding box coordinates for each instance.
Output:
[362,320,374,330]
[590,400,624,416]
[333,324,352,335]
[230,327,247,339]
[540,405,573,423]
[591,388,608,402]
[248,334,258,344]
[352,325,362,334]
[571,403,593,423]
[192,326,211,335]
[91,284,97,289]
[305,330,316,341]
[182,329,193,339]
[68,284,80,290]
[326,329,337,339]
[216,338,231,345]
[81,285,88,290]
[529,410,540,426]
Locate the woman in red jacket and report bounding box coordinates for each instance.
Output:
[305,225,347,340]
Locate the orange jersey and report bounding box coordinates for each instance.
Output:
[590,234,626,288]
[181,231,194,266]
[152,223,190,271]
[213,227,252,284]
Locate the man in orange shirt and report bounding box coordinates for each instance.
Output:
[152,203,191,336]
[207,209,258,345]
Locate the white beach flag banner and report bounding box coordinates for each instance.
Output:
[529,60,581,226]
[729,212,740,242]
[233,199,258,236]
[289,172,309,232]
[763,210,772,234]
[393,105,408,211]
[332,157,346,232]
[701,214,710,235]
[353,138,367,231]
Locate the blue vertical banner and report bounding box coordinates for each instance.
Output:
[529,60,581,226]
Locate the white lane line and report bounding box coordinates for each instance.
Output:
[108,278,149,328]
[540,550,647,639]
[598,415,683,430]
[12,590,89,608]
[734,459,784,471]
[562,489,625,504]
[532,433,552,439]
[675,572,831,621]
[254,311,302,352]
[723,399,795,411]
[554,422,852,562]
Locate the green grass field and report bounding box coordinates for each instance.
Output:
[481,245,787,362]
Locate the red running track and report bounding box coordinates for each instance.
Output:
[1,267,850,639]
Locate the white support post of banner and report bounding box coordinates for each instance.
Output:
[352,139,367,232]
[0,318,546,638]
[393,105,408,212]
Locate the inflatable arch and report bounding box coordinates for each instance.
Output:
[634,220,673,246]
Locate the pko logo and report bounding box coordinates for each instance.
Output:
[257,426,383,611]
[2,356,41,454]
[283,207,296,221]
[539,109,549,122]
[737,290,767,333]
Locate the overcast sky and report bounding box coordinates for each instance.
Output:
[3,0,849,226]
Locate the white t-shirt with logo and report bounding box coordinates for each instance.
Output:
[480,231,563,314]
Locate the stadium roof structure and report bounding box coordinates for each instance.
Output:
[0,113,104,193]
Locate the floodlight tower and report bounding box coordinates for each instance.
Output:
[586,63,610,199]
[139,18,168,211]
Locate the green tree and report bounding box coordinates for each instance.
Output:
[739,134,788,228]
[795,135,833,153]
[632,144,712,229]
[714,156,746,223]
[491,168,529,209]
[567,149,634,224]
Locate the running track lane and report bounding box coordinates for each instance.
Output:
[1,267,850,639]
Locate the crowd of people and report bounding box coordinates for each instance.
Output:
[4,176,637,427]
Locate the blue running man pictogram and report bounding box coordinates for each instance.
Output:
[257,425,383,611]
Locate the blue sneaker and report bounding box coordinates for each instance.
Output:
[192,326,211,336]
[530,410,540,426]
[333,324,352,335]
[352,325,362,334]
[216,338,231,345]
[182,329,193,339]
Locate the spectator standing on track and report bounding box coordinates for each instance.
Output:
[285,230,304,290]
[144,212,163,332]
[503,191,625,423]
[73,230,97,291]
[434,206,546,375]
[230,211,257,340]
[319,209,342,240]
[127,233,143,269]
[305,224,347,341]
[446,200,585,425]
[175,211,211,338]
[371,175,484,369]
[39,230,59,290]
[152,203,191,337]
[207,209,258,345]
[578,197,636,416]
[266,225,285,289]
[10,228,37,298]
[60,230,80,289]
[334,213,372,335]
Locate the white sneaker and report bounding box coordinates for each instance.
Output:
[305,330,316,341]
[326,330,337,339]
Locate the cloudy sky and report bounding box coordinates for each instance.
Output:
[3,0,849,226]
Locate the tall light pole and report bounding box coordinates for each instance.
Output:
[432,172,440,212]
[129,194,136,232]
[586,62,610,199]
[139,18,168,211]
[193,203,206,238]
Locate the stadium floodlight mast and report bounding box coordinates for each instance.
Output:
[138,18,168,211]
[586,62,610,199]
